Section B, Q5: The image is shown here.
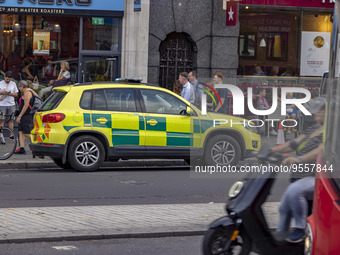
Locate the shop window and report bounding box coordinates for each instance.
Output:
[82,18,119,51]
[0,14,79,81]
[266,32,288,61]
[239,34,256,58]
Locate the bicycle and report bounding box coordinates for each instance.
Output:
[0,112,17,160]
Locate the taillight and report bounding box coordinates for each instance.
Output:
[42,113,65,123]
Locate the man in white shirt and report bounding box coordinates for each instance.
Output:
[0,71,18,136]
[179,72,195,104]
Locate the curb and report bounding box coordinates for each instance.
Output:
[0,230,205,244]
[0,159,188,170]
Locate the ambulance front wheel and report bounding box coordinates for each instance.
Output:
[68,135,105,172]
[204,135,241,166]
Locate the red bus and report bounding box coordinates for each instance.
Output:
[305,2,340,254]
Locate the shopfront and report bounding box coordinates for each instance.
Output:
[0,0,124,83]
[237,0,334,88]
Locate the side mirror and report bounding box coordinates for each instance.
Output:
[186,106,193,115]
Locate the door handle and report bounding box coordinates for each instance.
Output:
[96,117,108,124]
[147,119,158,126]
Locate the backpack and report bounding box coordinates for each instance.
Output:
[28,91,43,114]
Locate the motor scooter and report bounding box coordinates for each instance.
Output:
[202,146,307,255]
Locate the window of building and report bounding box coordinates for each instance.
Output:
[238,6,333,78]
[0,14,79,81]
[82,17,119,51]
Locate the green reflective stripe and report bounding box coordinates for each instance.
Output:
[167,132,192,138]
[64,126,78,132]
[112,129,139,135]
[112,135,139,146]
[201,119,214,133]
[84,113,91,126]
[213,120,222,126]
[194,119,200,133]
[139,116,145,130]
[167,137,192,147]
[145,116,166,131]
[92,114,112,128]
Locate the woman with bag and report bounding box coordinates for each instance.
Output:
[14,80,39,154]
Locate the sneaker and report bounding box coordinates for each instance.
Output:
[270,130,278,136]
[14,147,26,154]
[285,228,305,243]
[9,136,15,140]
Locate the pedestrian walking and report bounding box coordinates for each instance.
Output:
[179,72,195,104]
[14,80,38,154]
[212,72,228,114]
[172,79,182,96]
[188,70,204,107]
[0,71,18,135]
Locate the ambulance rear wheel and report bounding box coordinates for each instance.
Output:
[68,136,105,172]
[204,135,241,166]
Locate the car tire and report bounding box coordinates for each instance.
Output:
[51,157,72,169]
[204,135,241,166]
[68,136,105,172]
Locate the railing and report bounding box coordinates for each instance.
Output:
[237,76,322,88]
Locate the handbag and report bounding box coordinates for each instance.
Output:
[0,83,9,101]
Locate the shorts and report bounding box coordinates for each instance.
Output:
[18,114,34,134]
[0,105,16,120]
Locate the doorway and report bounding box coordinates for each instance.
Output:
[81,56,118,83]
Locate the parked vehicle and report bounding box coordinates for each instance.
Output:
[203,146,307,255]
[29,78,260,171]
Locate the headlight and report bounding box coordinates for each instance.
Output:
[242,121,258,134]
[304,222,313,255]
[229,181,243,198]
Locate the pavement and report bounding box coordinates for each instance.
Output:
[0,134,282,245]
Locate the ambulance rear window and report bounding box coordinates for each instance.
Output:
[39,92,67,111]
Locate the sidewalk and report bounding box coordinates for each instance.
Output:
[0,202,280,244]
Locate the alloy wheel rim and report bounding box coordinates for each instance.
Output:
[75,141,99,167]
[211,141,235,165]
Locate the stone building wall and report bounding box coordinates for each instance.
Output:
[148,0,238,85]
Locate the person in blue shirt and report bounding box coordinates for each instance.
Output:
[179,72,195,104]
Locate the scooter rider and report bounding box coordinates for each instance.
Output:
[270,96,326,243]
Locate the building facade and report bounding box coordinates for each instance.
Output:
[148,0,239,89]
[0,0,150,84]
[148,0,334,91]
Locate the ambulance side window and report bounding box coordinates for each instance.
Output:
[80,90,92,110]
[106,88,137,112]
[141,89,187,115]
[93,89,107,110]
